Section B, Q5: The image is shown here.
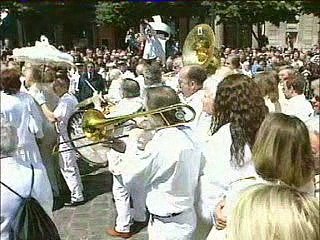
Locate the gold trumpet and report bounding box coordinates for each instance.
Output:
[56,103,196,153]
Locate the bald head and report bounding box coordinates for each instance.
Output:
[136,63,145,76]
[178,65,207,97]
[180,65,207,86]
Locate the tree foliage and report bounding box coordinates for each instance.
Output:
[202,0,301,25]
[202,0,303,47]
[300,0,320,16]
[95,2,209,29]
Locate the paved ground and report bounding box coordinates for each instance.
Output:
[52,162,148,240]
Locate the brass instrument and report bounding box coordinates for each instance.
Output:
[59,103,196,159]
[82,103,196,141]
[182,24,220,75]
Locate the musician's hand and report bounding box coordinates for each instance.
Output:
[215,199,227,230]
[137,130,154,151]
[33,89,46,106]
[109,139,126,153]
[92,91,102,110]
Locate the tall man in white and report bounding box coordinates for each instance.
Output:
[106,79,146,238]
[33,71,84,206]
[117,86,204,239]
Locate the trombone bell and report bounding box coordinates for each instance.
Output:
[81,103,196,142]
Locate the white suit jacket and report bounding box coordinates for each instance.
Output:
[121,127,204,216]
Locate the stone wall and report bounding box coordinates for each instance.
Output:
[265,14,319,50]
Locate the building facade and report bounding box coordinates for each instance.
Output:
[264,14,319,50]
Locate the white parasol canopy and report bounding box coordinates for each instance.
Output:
[12,36,74,66]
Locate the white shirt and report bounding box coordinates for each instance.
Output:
[183,89,206,131]
[108,78,123,103]
[0,92,44,168]
[106,97,143,175]
[291,59,304,69]
[0,155,53,240]
[165,74,180,93]
[107,97,143,118]
[203,67,234,99]
[122,127,204,216]
[198,123,255,223]
[53,93,78,152]
[134,74,145,96]
[122,70,135,80]
[283,94,314,122]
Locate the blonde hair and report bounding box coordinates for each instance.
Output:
[253,113,314,188]
[227,184,319,240]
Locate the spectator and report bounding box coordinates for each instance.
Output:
[227,184,319,240]
[282,74,313,121]
[76,62,106,102]
[0,117,53,240]
[254,71,281,112]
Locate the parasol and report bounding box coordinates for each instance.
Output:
[12,36,74,67]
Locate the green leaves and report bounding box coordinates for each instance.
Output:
[95,2,209,30]
[205,0,302,25]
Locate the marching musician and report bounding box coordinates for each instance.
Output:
[33,70,85,207]
[178,65,207,137]
[23,66,61,198]
[112,86,204,239]
[106,78,147,238]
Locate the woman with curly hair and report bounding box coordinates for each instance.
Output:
[206,112,315,239]
[196,74,268,238]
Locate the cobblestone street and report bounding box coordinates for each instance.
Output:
[52,164,148,240]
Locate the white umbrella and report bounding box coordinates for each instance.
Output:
[12,36,74,67]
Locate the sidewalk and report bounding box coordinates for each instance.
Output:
[53,166,148,240]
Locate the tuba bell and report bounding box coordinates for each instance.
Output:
[182,24,220,75]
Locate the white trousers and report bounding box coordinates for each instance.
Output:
[148,208,197,240]
[59,150,84,202]
[113,175,132,232]
[127,176,147,222]
[113,175,147,232]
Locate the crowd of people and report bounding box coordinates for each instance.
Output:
[0,34,320,240]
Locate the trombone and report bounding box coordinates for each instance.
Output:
[56,103,196,153]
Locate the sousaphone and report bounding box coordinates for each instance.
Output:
[182,24,220,75]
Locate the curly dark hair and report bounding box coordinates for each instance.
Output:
[210,74,268,167]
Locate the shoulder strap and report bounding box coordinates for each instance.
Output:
[0,181,24,199]
[28,165,35,197]
[0,165,35,199]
